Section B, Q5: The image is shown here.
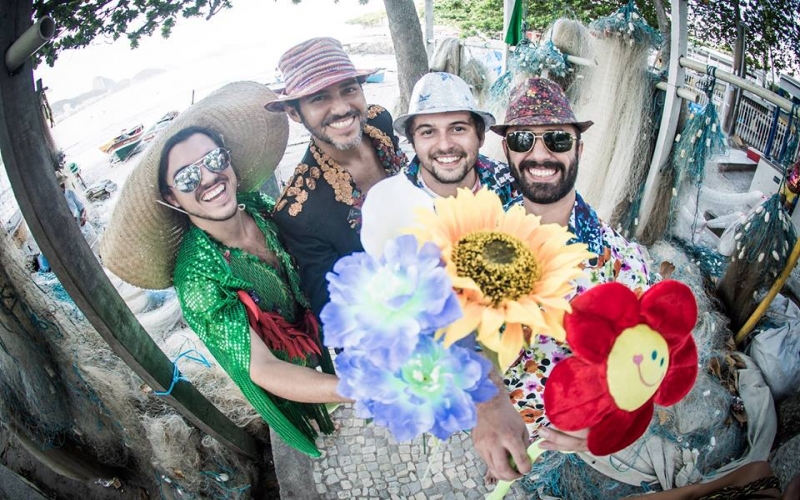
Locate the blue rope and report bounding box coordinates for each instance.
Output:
[153,349,211,397]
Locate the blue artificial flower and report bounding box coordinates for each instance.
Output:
[335,336,498,442]
[321,234,462,369]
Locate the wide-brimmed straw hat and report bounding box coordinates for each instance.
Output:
[490,77,593,136]
[392,72,496,137]
[264,37,375,113]
[100,81,289,290]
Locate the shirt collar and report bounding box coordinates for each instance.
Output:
[567,192,604,255]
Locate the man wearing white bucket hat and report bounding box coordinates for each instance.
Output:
[357,72,522,259]
[393,72,521,207]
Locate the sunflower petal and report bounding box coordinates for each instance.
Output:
[451,275,482,292]
[442,302,483,347]
[504,300,537,325]
[477,306,506,344]
[541,308,566,342]
[497,322,526,371]
[515,297,548,333]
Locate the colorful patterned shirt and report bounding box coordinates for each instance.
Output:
[273,105,408,317]
[403,153,522,210]
[503,192,652,440]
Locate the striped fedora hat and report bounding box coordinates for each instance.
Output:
[265,37,375,112]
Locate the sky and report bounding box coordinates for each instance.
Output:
[35,0,383,103]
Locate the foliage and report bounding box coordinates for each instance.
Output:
[433,0,660,39]
[433,0,798,77]
[434,0,504,38]
[32,0,232,66]
[688,0,800,77]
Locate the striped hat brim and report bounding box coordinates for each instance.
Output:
[264,69,375,112]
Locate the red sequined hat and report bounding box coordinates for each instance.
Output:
[490,77,593,136]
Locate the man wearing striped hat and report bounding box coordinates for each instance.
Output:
[266,37,408,321]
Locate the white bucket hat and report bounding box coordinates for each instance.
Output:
[392,72,496,137]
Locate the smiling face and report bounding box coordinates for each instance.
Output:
[503,124,581,205]
[163,133,239,224]
[409,111,483,192]
[286,78,368,151]
[606,325,670,411]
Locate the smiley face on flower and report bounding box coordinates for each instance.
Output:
[544,280,698,456]
[607,325,670,411]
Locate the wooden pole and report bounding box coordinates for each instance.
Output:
[0,3,257,459]
[636,0,688,239]
[460,39,597,67]
[655,81,701,103]
[502,0,515,72]
[425,0,434,61]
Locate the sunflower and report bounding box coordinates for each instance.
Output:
[411,188,594,370]
[544,280,698,456]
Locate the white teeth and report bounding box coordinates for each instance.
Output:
[328,116,355,129]
[202,184,225,201]
[527,168,557,177]
[436,156,460,164]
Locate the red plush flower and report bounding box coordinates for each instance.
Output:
[543,280,698,456]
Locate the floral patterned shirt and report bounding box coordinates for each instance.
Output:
[503,193,652,440]
[403,153,523,210]
[273,105,408,317]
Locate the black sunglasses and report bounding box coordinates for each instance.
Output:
[169,148,231,193]
[505,130,577,154]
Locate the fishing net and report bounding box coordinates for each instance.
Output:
[551,12,659,224]
[0,227,265,498]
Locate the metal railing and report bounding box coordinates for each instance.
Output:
[735,91,800,164]
[682,67,799,166]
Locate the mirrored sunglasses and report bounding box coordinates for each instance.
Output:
[170,148,231,193]
[505,130,576,154]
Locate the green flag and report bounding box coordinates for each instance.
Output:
[504,0,524,46]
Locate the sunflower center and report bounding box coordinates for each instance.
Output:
[452,231,540,305]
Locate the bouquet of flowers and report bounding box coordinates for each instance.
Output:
[320,177,593,441]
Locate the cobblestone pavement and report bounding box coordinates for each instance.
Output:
[308,405,527,500]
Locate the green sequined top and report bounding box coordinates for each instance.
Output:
[173,192,331,457]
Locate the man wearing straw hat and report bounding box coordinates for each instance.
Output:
[391,71,521,207]
[266,37,408,319]
[101,82,350,458]
[472,77,652,481]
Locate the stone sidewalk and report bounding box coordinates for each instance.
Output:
[272,405,527,500]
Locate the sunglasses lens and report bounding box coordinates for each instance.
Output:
[203,148,231,173]
[173,165,201,193]
[507,131,534,153]
[543,131,574,153]
[171,148,231,193]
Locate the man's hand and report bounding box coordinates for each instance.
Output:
[538,426,589,452]
[472,379,531,481]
